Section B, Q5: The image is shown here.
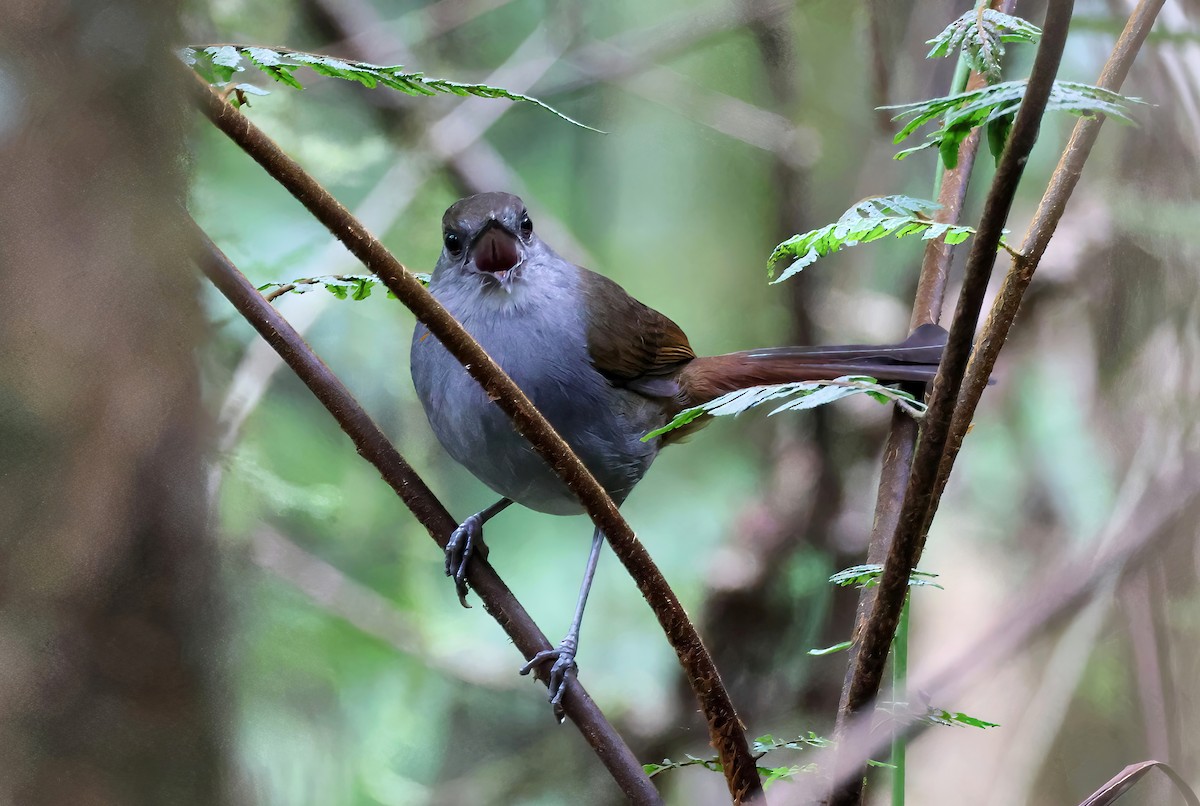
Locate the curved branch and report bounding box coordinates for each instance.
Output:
[186,72,762,802]
[829,2,1077,803]
[194,230,661,804]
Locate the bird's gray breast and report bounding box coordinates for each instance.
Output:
[410,265,662,515]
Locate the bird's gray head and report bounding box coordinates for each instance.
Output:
[437,192,540,290]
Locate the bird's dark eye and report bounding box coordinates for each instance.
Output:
[443,230,462,254]
[519,212,533,238]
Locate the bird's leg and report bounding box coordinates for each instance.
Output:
[520,526,605,721]
[446,497,512,607]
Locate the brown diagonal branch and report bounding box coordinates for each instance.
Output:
[829,2,1078,803]
[931,0,1167,524]
[187,73,762,803]
[194,230,660,804]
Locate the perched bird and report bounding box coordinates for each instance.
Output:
[411,192,945,712]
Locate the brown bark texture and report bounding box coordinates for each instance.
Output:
[0,3,230,804]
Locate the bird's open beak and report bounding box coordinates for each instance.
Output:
[469,224,521,275]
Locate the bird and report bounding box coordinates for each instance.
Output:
[411,191,946,714]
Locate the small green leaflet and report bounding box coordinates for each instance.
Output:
[759,765,813,788]
[886,80,1145,168]
[883,701,1000,729]
[181,45,600,132]
[643,376,925,442]
[642,754,722,778]
[752,733,833,754]
[767,195,976,283]
[256,273,431,302]
[809,565,940,656]
[924,708,1000,730]
[986,111,1016,166]
[754,734,827,788]
[643,734,829,782]
[828,563,943,589]
[927,9,1042,82]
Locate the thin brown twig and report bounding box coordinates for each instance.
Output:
[931,0,1167,523]
[186,72,762,803]
[194,229,661,804]
[829,3,1077,802]
[259,274,370,302]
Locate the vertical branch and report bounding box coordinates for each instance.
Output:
[931,0,1167,520]
[829,2,1077,803]
[835,0,1015,742]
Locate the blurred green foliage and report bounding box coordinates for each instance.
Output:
[190,0,1200,803]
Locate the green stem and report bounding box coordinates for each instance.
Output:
[890,595,910,806]
[931,46,975,201]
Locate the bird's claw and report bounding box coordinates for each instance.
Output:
[520,637,578,722]
[445,513,485,608]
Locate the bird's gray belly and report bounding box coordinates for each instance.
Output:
[412,325,662,515]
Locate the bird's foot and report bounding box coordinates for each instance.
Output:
[445,513,487,608]
[519,636,578,722]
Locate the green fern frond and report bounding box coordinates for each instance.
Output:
[181,45,600,131]
[886,80,1144,167]
[922,708,1000,729]
[767,195,977,282]
[827,564,942,589]
[642,376,925,442]
[927,9,1041,82]
[256,272,430,302]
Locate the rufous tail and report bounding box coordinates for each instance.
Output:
[678,323,947,407]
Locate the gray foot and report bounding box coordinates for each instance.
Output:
[445,513,485,607]
[520,636,578,721]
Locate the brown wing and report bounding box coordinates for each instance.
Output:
[580,268,695,399]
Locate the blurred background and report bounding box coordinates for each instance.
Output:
[3,0,1199,803]
[191,0,1200,802]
